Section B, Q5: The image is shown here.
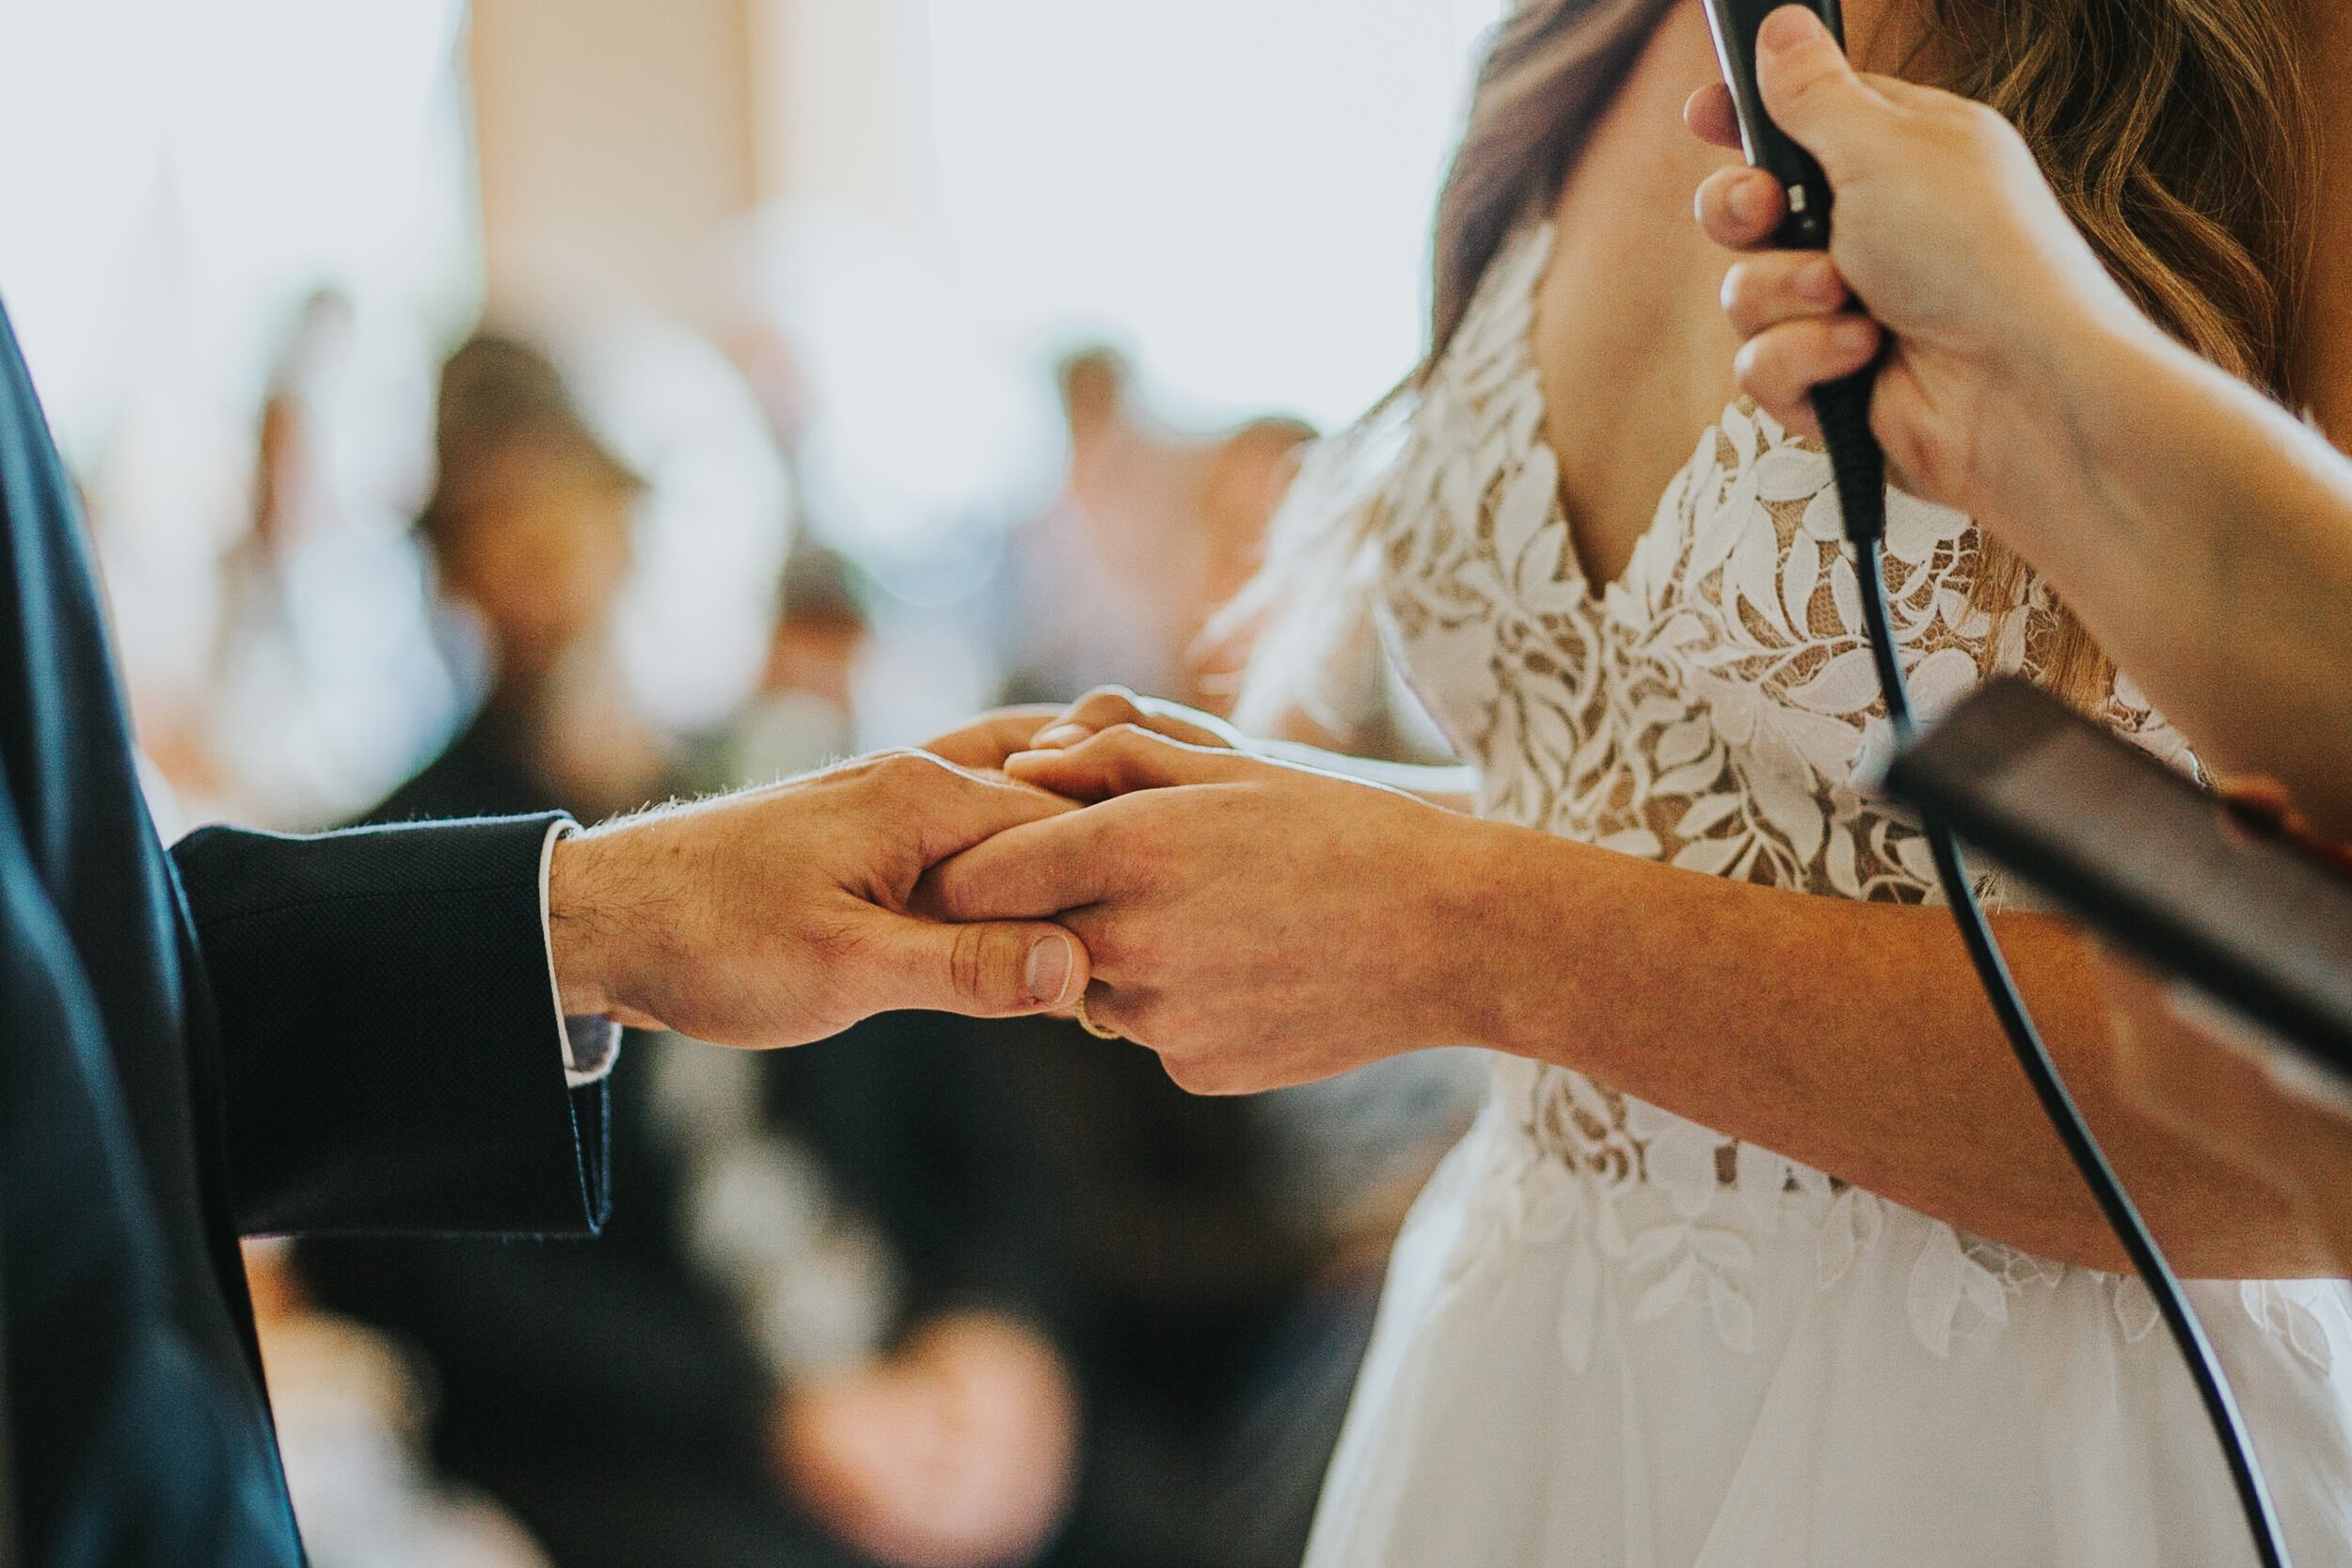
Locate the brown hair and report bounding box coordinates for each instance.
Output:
[1419,0,2320,701]
[418,332,645,555]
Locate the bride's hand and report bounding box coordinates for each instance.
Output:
[920,724,1510,1092]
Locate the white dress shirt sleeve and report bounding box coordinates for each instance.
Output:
[539,819,622,1088]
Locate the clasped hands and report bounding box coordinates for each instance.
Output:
[547,687,1500,1092]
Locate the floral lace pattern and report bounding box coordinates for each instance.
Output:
[1374,225,2318,1371]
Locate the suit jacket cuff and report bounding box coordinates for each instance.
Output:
[174,813,611,1238]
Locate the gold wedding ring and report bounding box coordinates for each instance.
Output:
[1072,987,1123,1041]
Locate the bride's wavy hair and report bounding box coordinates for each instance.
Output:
[1417,0,2320,700]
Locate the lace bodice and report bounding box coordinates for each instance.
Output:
[1361,224,2330,1370]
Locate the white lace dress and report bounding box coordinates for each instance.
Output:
[1300,226,2352,1568]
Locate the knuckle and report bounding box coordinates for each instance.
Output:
[1719,261,1749,315]
[927,863,980,922]
[1731,336,1769,389]
[1721,264,1777,334]
[1072,686,1145,727]
[949,921,1024,1006]
[1940,99,2019,164]
[803,911,873,971]
[874,747,943,789]
[1120,994,1165,1042]
[949,922,993,1002]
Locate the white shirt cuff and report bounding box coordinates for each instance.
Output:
[540,818,622,1088]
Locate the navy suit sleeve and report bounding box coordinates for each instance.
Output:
[170,814,611,1239]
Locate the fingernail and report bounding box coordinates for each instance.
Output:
[1025,933,1076,1005]
[1760,5,1823,52]
[1032,724,1091,750]
[1725,178,1764,228]
[1798,258,1845,304]
[1835,318,1881,356]
[1005,750,1053,771]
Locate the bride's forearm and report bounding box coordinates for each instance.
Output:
[1457,821,2328,1278]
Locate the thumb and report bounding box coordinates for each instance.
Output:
[858,911,1091,1018]
[1753,6,1892,182]
[1004,724,1257,802]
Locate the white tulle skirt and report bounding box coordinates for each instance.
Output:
[1305,1057,2352,1568]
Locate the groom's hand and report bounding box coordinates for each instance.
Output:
[922,726,1496,1093]
[548,752,1090,1050]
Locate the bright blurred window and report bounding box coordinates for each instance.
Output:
[921,0,1505,432]
[0,0,475,462]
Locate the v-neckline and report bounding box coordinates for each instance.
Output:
[1507,222,1732,615]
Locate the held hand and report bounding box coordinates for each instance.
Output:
[923,725,1501,1093]
[548,752,1089,1049]
[1685,6,2157,521]
[1025,687,1243,754]
[923,688,1239,776]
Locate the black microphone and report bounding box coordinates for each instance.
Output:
[1698,0,1884,548]
[1699,0,1841,249]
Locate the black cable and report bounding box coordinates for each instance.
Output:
[1814,373,2293,1568]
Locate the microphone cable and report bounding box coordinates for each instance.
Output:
[1811,370,2295,1568]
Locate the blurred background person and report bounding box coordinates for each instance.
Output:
[723,543,871,785]
[771,348,1479,1568]
[182,287,455,830]
[367,331,678,825]
[996,346,1315,716]
[243,1243,558,1568]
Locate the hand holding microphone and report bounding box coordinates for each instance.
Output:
[1687,6,2157,524]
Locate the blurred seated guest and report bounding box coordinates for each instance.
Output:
[300,334,1089,1568]
[754,1008,1382,1568]
[381,332,675,822]
[174,287,454,830]
[998,347,1314,716]
[696,489,1458,1565]
[245,1243,555,1568]
[723,545,870,786]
